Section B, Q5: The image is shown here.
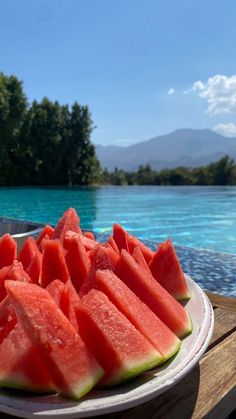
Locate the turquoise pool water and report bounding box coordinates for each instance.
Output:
[1,185,236,254]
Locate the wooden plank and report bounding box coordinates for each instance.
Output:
[209,307,236,349]
[97,331,236,419]
[206,291,236,311]
[192,331,236,418]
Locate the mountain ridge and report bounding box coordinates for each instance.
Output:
[95,129,236,171]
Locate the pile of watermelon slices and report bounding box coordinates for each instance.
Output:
[0,208,192,400]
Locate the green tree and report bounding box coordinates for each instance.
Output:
[209,155,235,185]
[0,73,27,184]
[110,168,127,185]
[168,167,191,185]
[22,98,65,185]
[68,103,100,185]
[191,167,209,185]
[136,164,155,184]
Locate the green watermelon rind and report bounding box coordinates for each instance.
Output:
[178,312,193,339]
[160,339,182,364]
[62,368,104,400]
[0,375,56,394]
[175,291,191,301]
[101,352,163,387]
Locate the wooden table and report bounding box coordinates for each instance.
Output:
[0,292,235,419]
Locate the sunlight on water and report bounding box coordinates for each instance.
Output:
[1,186,236,254]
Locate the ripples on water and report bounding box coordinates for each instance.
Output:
[1,186,236,254]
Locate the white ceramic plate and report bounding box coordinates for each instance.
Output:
[0,275,214,419]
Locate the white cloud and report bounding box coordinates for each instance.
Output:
[213,122,236,137]
[167,88,175,95]
[191,74,236,115]
[192,80,205,91]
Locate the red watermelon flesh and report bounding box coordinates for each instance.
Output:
[65,231,98,251]
[86,244,100,261]
[0,297,17,343]
[6,281,104,399]
[96,270,181,361]
[79,246,119,297]
[64,233,91,292]
[126,233,154,263]
[26,250,42,284]
[84,231,95,241]
[0,266,11,302]
[38,236,51,252]
[37,225,55,250]
[0,261,31,303]
[47,279,80,332]
[0,294,54,392]
[105,246,120,266]
[149,239,191,300]
[78,289,163,386]
[41,240,69,288]
[62,280,81,332]
[46,279,66,308]
[107,236,119,253]
[116,250,192,338]
[52,208,82,242]
[0,234,17,269]
[18,237,38,271]
[0,322,55,393]
[132,246,151,273]
[113,224,129,252]
[81,235,98,251]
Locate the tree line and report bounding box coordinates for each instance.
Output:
[0,72,100,186]
[101,156,236,185]
[1,72,236,187]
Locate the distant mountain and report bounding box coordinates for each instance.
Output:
[95,129,236,171]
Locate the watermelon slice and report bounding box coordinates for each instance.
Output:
[0,261,31,302]
[26,250,42,284]
[0,322,55,393]
[116,250,192,338]
[0,294,55,392]
[149,239,191,300]
[37,225,55,251]
[0,234,17,269]
[84,231,95,240]
[0,297,17,343]
[113,224,129,252]
[127,233,154,263]
[6,281,104,399]
[78,289,163,386]
[52,208,82,242]
[62,280,81,332]
[96,270,181,361]
[41,240,69,287]
[112,224,154,263]
[46,279,66,308]
[132,246,151,273]
[47,279,80,332]
[64,233,91,292]
[18,237,38,271]
[107,236,119,253]
[79,245,119,297]
[81,235,98,251]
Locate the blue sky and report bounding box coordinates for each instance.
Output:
[1,0,236,145]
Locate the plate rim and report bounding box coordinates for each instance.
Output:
[0,275,214,419]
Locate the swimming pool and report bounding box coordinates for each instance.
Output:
[1,185,236,254]
[1,185,236,297]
